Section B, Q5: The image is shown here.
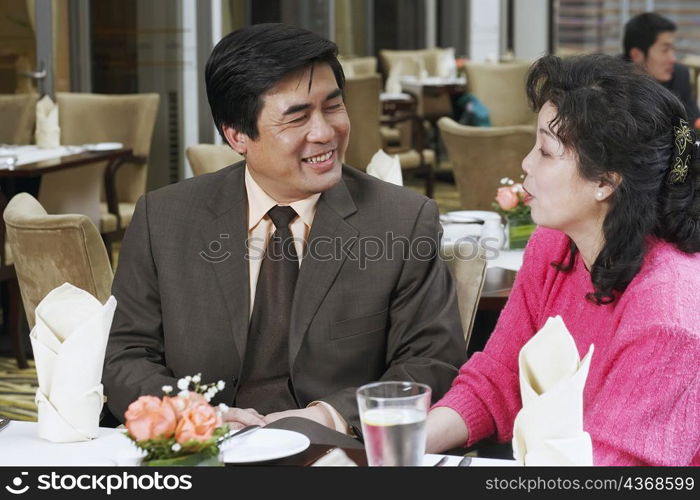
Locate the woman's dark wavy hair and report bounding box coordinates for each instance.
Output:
[526,54,700,305]
[205,23,344,142]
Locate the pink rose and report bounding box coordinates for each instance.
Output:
[124,395,177,441]
[164,392,208,419]
[495,186,519,211]
[175,404,223,445]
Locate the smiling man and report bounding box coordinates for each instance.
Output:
[102,23,466,437]
[623,12,700,127]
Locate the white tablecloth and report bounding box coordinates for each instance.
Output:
[0,146,86,167]
[0,421,143,466]
[0,421,517,466]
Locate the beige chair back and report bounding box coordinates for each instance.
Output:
[0,93,38,144]
[340,56,377,77]
[56,92,159,204]
[343,74,383,171]
[186,144,245,176]
[379,48,456,80]
[439,117,535,210]
[441,240,487,348]
[3,193,113,329]
[463,61,535,127]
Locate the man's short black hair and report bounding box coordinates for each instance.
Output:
[205,23,345,142]
[623,12,677,60]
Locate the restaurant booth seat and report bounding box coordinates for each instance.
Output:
[438,117,535,211]
[3,193,113,333]
[186,144,244,176]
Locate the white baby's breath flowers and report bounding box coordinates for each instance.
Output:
[171,443,182,452]
[192,373,201,384]
[218,403,229,413]
[217,380,225,391]
[177,378,189,390]
[204,388,217,402]
[178,390,190,398]
[161,385,173,394]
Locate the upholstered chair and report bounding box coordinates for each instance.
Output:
[342,74,384,172]
[186,144,244,176]
[0,93,38,144]
[343,73,436,196]
[3,193,113,332]
[339,56,377,77]
[55,92,159,257]
[441,240,487,349]
[438,117,535,210]
[462,61,536,127]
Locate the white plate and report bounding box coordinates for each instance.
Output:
[441,210,501,224]
[85,142,123,151]
[221,428,310,463]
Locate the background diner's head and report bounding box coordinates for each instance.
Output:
[623,12,677,82]
[525,53,699,304]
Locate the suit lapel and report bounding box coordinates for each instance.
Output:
[289,176,358,367]
[200,165,250,363]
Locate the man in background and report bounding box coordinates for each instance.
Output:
[623,12,700,128]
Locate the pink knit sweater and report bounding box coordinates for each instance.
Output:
[435,227,700,466]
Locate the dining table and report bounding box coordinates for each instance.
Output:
[0,145,136,368]
[0,417,517,467]
[0,145,135,221]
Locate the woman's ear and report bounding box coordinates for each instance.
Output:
[222,126,248,155]
[596,173,621,201]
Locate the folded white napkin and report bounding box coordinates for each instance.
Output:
[366,149,403,186]
[512,316,594,466]
[35,95,60,149]
[311,448,358,467]
[385,60,406,94]
[31,283,117,443]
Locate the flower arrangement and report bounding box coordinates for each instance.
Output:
[455,57,468,79]
[124,374,230,466]
[493,177,531,218]
[493,177,535,249]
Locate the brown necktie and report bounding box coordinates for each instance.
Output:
[235,206,299,412]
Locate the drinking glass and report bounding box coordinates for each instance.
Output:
[356,381,431,466]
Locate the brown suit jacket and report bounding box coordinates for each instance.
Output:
[103,163,466,431]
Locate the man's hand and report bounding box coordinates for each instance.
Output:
[263,406,333,429]
[221,407,266,430]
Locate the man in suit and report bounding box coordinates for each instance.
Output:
[623,12,700,127]
[103,23,466,435]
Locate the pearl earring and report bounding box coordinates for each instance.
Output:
[596,191,604,199]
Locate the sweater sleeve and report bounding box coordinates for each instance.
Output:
[585,323,700,466]
[433,228,567,447]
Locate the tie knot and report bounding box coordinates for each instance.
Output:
[268,205,297,230]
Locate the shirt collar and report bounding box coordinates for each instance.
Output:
[244,166,320,231]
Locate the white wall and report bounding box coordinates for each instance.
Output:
[514,0,548,61]
[469,0,500,62]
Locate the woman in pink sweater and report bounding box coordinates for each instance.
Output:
[426,54,700,466]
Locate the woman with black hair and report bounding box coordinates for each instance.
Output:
[426,54,700,465]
